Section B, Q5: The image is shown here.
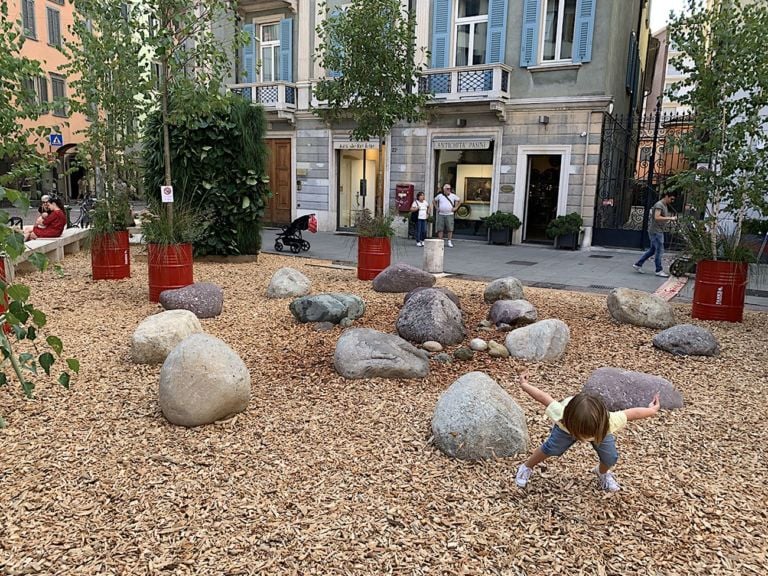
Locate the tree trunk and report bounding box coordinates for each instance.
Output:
[160,55,173,228]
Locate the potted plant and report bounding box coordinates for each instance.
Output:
[90,191,133,280]
[546,212,583,250]
[355,209,395,280]
[140,205,203,302]
[485,211,521,246]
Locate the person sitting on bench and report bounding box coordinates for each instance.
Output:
[24,197,66,241]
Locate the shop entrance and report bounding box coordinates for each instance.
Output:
[523,155,561,243]
[337,147,380,231]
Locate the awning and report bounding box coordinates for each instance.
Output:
[433,138,493,150]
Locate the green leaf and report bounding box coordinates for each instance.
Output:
[26,326,36,340]
[21,380,34,398]
[46,335,63,356]
[38,352,55,376]
[9,301,29,325]
[0,415,5,428]
[6,284,30,302]
[58,372,71,389]
[30,308,46,327]
[242,196,251,209]
[27,253,49,272]
[0,373,7,386]
[66,358,80,374]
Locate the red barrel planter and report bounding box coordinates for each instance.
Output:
[357,237,391,281]
[691,260,748,323]
[91,231,131,280]
[147,243,194,302]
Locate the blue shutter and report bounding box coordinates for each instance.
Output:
[486,0,508,64]
[327,7,343,78]
[519,0,540,68]
[572,0,596,63]
[431,0,452,69]
[279,18,293,82]
[243,23,256,82]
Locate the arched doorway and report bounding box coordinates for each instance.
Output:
[57,145,87,203]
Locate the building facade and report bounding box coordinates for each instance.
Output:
[9,0,89,201]
[229,0,651,247]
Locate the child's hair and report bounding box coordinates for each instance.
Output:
[562,393,610,443]
[417,191,425,199]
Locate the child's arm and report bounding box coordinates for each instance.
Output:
[624,393,661,421]
[518,373,554,407]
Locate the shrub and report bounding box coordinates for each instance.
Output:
[546,212,583,239]
[485,211,522,231]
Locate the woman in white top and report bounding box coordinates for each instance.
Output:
[410,191,431,246]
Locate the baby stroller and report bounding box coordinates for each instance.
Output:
[274,213,317,254]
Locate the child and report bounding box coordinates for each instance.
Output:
[515,372,660,492]
[410,191,431,247]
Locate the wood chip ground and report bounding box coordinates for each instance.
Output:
[1,250,766,575]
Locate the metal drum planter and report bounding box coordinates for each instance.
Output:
[91,231,130,280]
[147,243,194,302]
[691,260,748,323]
[357,237,391,281]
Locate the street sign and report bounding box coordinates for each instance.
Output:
[49,134,64,147]
[160,186,174,203]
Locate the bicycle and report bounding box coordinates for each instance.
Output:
[69,195,96,228]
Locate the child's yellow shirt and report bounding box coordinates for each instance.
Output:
[545,397,627,440]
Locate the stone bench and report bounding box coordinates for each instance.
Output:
[4,228,91,279]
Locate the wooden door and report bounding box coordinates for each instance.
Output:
[266,139,292,225]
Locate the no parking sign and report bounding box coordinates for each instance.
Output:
[160,186,174,203]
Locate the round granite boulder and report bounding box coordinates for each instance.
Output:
[289,293,365,324]
[583,367,684,411]
[131,310,203,364]
[334,328,429,379]
[372,262,435,293]
[159,282,223,318]
[504,319,570,362]
[489,299,537,327]
[396,289,465,345]
[404,286,461,309]
[652,324,719,356]
[483,277,524,304]
[266,267,311,298]
[607,288,675,329]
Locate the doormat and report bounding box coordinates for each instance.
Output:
[654,275,689,301]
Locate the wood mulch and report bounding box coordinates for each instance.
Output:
[1,249,766,575]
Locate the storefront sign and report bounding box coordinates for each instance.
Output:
[433,139,492,150]
[500,184,514,193]
[334,141,378,150]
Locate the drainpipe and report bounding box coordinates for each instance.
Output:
[580,110,593,249]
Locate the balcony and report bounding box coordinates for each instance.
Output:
[228,81,297,118]
[418,64,513,103]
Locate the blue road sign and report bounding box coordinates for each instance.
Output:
[49,134,64,147]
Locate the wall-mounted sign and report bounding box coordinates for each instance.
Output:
[161,186,174,203]
[334,141,378,150]
[500,184,514,193]
[433,139,492,150]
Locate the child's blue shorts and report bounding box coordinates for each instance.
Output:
[540,424,619,467]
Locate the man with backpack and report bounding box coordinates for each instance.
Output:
[433,184,461,247]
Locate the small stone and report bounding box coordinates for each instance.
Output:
[434,353,452,364]
[487,340,510,358]
[315,322,335,332]
[469,338,488,351]
[478,326,494,332]
[453,347,474,361]
[423,341,443,353]
[339,317,354,328]
[497,323,513,332]
[478,319,493,328]
[484,277,524,304]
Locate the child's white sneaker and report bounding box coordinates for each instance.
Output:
[593,466,620,492]
[515,464,533,488]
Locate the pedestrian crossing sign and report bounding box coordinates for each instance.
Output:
[49,134,64,147]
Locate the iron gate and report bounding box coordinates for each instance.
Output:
[593,104,693,249]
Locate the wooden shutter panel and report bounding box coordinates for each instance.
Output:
[243,23,256,82]
[279,18,293,82]
[519,0,540,68]
[572,0,597,63]
[24,0,36,38]
[431,0,451,69]
[486,0,508,64]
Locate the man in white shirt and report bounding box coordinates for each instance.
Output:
[432,184,461,247]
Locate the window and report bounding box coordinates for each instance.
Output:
[47,8,61,47]
[50,75,66,117]
[49,0,64,4]
[37,76,48,105]
[259,23,280,82]
[455,0,488,66]
[22,0,36,39]
[542,0,577,62]
[21,77,37,105]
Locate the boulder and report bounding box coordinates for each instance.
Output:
[266,267,311,299]
[652,324,719,356]
[504,319,570,362]
[159,282,223,319]
[334,328,429,379]
[487,340,510,358]
[432,372,529,460]
[289,293,365,324]
[469,338,488,352]
[489,299,538,327]
[131,310,203,364]
[607,288,675,329]
[484,277,524,304]
[404,286,461,309]
[159,334,251,427]
[372,263,435,293]
[396,289,465,345]
[583,367,684,411]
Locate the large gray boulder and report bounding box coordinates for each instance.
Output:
[583,367,684,411]
[504,319,570,362]
[289,293,365,324]
[607,288,675,329]
[432,372,529,460]
[159,334,251,427]
[404,286,461,309]
[372,262,435,293]
[652,324,719,356]
[159,282,223,318]
[131,310,203,364]
[484,277,524,304]
[267,267,311,299]
[396,289,465,345]
[489,299,537,327]
[334,328,429,379]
